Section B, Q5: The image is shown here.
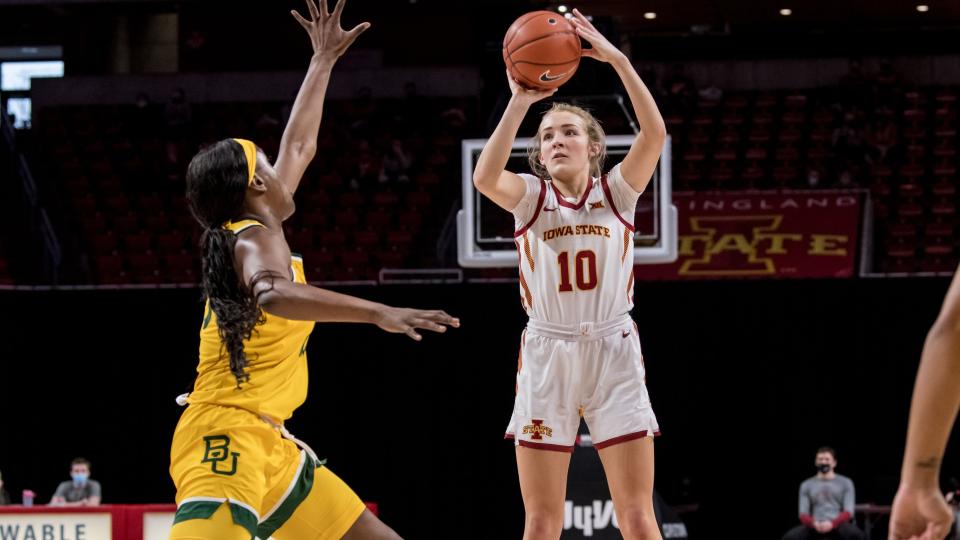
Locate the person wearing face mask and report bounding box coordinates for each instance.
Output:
[782,447,864,540]
[50,457,101,507]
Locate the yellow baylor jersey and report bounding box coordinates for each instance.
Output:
[186,219,315,422]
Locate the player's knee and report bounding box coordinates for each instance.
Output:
[616,506,659,540]
[524,508,564,539]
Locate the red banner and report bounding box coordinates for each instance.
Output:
[638,190,863,280]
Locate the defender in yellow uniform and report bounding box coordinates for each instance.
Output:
[169,2,458,539]
[171,220,362,540]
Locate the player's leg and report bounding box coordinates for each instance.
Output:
[509,331,580,540]
[168,503,252,540]
[517,446,573,540]
[271,465,399,540]
[342,509,402,540]
[597,436,661,540]
[169,409,271,540]
[588,324,662,540]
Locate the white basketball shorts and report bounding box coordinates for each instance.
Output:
[505,314,660,452]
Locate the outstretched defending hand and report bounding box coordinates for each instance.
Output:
[375,307,460,341]
[889,486,954,540]
[292,0,370,61]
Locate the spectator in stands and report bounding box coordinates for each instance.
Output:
[49,457,101,507]
[865,116,899,165]
[832,112,867,165]
[380,138,412,184]
[782,447,865,540]
[0,469,10,505]
[348,139,381,190]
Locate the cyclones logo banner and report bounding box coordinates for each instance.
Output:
[639,190,864,279]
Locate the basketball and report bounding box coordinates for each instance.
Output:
[502,10,582,91]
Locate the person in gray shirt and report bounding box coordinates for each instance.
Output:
[783,447,865,540]
[49,457,101,507]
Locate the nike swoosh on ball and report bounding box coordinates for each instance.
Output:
[539,70,570,82]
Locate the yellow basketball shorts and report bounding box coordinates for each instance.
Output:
[169,404,365,539]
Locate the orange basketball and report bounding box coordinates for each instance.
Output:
[503,11,582,91]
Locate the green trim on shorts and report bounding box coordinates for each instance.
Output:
[174,500,258,539]
[256,455,317,539]
[230,503,258,539]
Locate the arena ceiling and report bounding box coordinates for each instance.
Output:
[2,0,959,32]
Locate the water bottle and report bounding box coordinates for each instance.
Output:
[21,490,34,507]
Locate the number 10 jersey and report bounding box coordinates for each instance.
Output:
[511,163,642,326]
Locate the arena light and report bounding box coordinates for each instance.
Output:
[644,12,657,20]
[780,8,793,16]
[557,5,568,13]
[916,4,929,12]
[564,12,573,19]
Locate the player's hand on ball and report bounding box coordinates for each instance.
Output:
[507,69,557,106]
[291,0,370,61]
[569,8,625,64]
[889,486,954,540]
[375,307,460,341]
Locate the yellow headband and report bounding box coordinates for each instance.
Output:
[232,138,257,185]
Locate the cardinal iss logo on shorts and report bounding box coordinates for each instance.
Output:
[522,419,554,440]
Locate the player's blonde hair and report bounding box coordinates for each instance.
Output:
[528,102,607,179]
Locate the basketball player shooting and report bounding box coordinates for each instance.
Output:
[473,8,667,540]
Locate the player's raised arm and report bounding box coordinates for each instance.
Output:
[889,266,960,540]
[274,0,370,194]
[234,227,458,341]
[570,8,665,193]
[472,72,556,212]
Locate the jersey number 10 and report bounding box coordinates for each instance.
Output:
[558,251,598,292]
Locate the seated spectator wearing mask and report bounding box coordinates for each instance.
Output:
[50,458,101,507]
[782,447,865,540]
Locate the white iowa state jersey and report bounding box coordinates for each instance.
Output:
[512,163,641,326]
